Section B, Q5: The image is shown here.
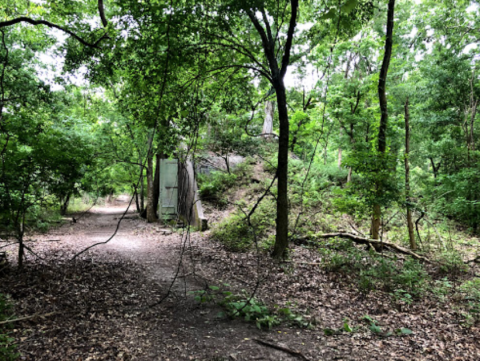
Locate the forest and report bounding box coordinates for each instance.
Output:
[1,0,480,359]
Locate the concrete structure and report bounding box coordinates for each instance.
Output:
[158,158,207,231]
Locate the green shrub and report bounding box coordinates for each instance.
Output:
[359,258,429,299]
[211,213,252,252]
[197,171,237,206]
[432,277,453,301]
[437,250,468,275]
[321,246,429,300]
[458,279,480,326]
[460,278,480,302]
[211,199,276,252]
[0,294,18,361]
[221,295,280,330]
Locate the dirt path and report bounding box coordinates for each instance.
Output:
[4,199,480,360]
[1,200,310,361]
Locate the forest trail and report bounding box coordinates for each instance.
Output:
[5,197,480,360]
[2,198,308,361]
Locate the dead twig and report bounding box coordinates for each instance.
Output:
[253,339,310,361]
[0,311,58,326]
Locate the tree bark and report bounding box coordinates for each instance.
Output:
[404,98,416,250]
[60,192,71,216]
[139,160,145,216]
[429,157,440,178]
[347,167,352,183]
[262,101,274,138]
[152,154,161,218]
[146,153,157,223]
[338,127,343,170]
[133,184,140,212]
[470,99,477,152]
[338,147,342,169]
[371,0,395,239]
[271,81,290,258]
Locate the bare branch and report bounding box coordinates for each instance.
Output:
[279,0,299,79]
[98,0,108,27]
[0,17,103,48]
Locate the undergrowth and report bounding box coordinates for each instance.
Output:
[0,294,18,361]
[192,286,311,330]
[198,161,253,207]
[210,198,276,252]
[319,240,430,301]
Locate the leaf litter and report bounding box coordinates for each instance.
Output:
[1,200,480,360]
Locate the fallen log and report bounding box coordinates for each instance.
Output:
[294,232,430,263]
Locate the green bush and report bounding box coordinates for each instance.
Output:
[221,293,280,330]
[197,171,237,206]
[211,213,252,251]
[211,199,276,252]
[0,294,18,361]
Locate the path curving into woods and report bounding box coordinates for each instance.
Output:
[1,198,308,361]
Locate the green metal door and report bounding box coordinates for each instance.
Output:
[159,159,178,220]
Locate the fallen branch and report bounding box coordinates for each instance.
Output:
[253,339,310,361]
[295,232,430,263]
[0,312,58,326]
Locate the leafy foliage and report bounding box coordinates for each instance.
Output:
[0,294,18,361]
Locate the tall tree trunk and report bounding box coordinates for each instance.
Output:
[338,147,342,169]
[60,192,71,216]
[404,98,416,250]
[152,154,161,218]
[429,157,440,179]
[224,155,230,174]
[272,81,290,258]
[244,0,298,259]
[470,100,477,152]
[338,128,343,170]
[139,163,145,214]
[262,101,274,138]
[347,167,353,183]
[146,151,157,223]
[371,0,396,239]
[17,214,25,269]
[133,184,140,212]
[18,236,24,269]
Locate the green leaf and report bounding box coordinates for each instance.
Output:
[180,110,189,117]
[321,9,336,20]
[323,328,336,336]
[399,328,413,335]
[370,324,382,334]
[343,321,353,332]
[341,0,358,14]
